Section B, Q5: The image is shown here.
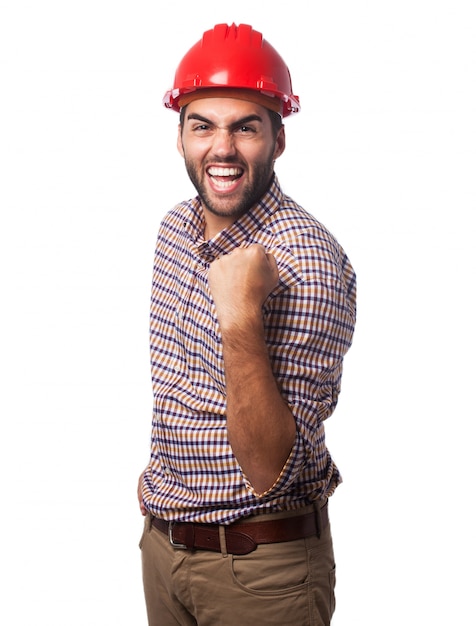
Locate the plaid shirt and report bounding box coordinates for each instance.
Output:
[142,177,356,524]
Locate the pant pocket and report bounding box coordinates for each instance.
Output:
[231,539,309,594]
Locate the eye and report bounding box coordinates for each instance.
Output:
[235,125,257,135]
[189,123,215,138]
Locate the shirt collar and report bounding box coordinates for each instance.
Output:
[182,176,284,262]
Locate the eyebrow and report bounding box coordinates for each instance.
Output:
[186,113,264,127]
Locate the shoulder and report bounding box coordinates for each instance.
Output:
[269,195,346,264]
[158,200,193,231]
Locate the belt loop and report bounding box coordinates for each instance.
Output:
[218,525,228,558]
[146,512,153,533]
[314,502,322,539]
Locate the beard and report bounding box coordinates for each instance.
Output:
[183,154,276,221]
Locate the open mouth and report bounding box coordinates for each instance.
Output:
[207,166,243,190]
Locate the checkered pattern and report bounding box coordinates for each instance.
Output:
[142,177,357,524]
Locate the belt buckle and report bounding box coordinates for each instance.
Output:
[168,522,188,549]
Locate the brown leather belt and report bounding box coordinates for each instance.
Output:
[151,501,328,555]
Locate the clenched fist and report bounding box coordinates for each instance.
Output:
[208,244,279,327]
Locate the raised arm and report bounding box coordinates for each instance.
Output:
[208,244,296,495]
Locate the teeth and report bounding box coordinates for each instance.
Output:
[213,179,236,189]
[208,166,241,177]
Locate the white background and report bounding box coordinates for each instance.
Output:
[1,1,475,624]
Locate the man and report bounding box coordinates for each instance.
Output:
[138,23,356,626]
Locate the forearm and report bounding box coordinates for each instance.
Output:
[221,316,296,495]
[208,244,295,494]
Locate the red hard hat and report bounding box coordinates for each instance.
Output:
[163,23,300,118]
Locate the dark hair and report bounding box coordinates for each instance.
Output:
[268,110,284,139]
[179,105,283,139]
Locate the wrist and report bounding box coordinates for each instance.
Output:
[218,308,264,339]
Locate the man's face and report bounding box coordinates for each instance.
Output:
[177,97,285,234]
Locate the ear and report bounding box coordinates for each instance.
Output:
[177,124,184,158]
[273,125,286,160]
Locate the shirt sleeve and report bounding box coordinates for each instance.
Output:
[257,229,357,497]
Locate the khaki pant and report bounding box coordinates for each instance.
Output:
[140,503,336,625]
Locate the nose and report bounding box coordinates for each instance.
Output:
[211,128,236,158]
